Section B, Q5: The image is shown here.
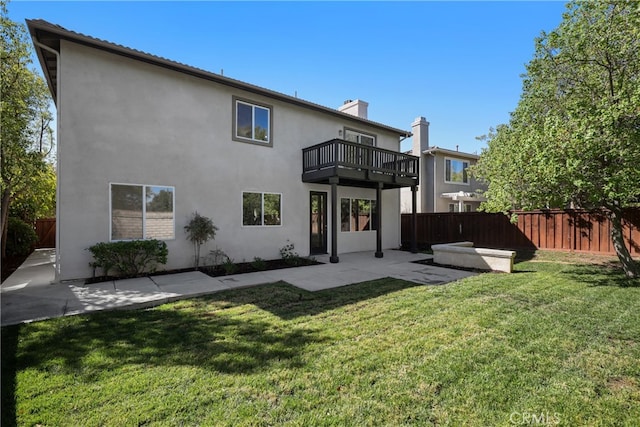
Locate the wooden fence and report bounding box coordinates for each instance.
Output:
[34,218,56,248]
[401,209,640,256]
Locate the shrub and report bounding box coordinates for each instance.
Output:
[221,256,238,275]
[184,212,218,268]
[251,257,267,271]
[6,217,38,256]
[206,248,228,268]
[280,240,302,266]
[87,240,168,278]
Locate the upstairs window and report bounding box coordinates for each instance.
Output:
[445,158,469,184]
[234,97,272,146]
[110,183,175,241]
[344,129,375,146]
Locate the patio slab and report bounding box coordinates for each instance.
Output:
[1,249,475,326]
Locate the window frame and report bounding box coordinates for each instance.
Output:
[232,96,273,147]
[340,197,377,232]
[109,182,176,242]
[242,191,283,227]
[444,157,470,185]
[343,128,376,146]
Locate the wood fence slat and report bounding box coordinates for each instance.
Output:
[401,209,640,255]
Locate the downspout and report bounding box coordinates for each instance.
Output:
[432,153,437,212]
[397,133,411,246]
[34,41,61,281]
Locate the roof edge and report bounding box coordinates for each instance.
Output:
[26,19,411,138]
[423,146,480,159]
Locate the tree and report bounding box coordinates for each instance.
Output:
[472,0,640,278]
[1,0,55,256]
[8,162,56,223]
[184,212,218,269]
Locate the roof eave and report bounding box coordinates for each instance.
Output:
[26,19,411,138]
[27,19,59,104]
[422,146,480,159]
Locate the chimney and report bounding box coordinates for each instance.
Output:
[338,99,368,119]
[411,116,430,155]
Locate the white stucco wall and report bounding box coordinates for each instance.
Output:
[56,41,405,280]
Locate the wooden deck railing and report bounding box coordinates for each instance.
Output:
[302,139,419,182]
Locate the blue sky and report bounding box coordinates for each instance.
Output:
[9,1,568,154]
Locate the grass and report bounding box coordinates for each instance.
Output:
[2,251,639,426]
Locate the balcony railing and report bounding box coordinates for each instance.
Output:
[302,139,419,188]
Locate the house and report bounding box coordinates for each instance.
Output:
[27,20,419,281]
[401,117,487,213]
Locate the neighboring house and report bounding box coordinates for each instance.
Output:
[401,117,487,213]
[28,20,419,281]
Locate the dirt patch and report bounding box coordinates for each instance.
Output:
[607,377,638,393]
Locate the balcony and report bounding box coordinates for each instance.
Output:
[302,139,419,189]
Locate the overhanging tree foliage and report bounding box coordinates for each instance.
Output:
[1,0,55,257]
[472,0,640,279]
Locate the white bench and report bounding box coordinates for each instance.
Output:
[431,242,516,273]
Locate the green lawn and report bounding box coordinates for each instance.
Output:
[2,252,639,426]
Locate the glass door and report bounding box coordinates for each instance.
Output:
[310,192,327,255]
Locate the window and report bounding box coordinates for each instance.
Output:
[110,183,175,241]
[344,129,375,146]
[233,97,272,145]
[243,192,281,226]
[340,198,377,232]
[445,158,469,184]
[448,203,471,213]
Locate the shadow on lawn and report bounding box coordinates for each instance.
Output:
[207,278,423,320]
[562,261,640,287]
[1,301,325,390]
[0,279,421,425]
[1,325,19,427]
[0,291,333,427]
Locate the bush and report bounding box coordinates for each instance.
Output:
[6,217,38,256]
[206,248,228,268]
[221,256,238,275]
[251,257,267,271]
[87,240,168,278]
[280,240,302,266]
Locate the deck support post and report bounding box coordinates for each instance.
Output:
[330,177,339,263]
[375,183,384,258]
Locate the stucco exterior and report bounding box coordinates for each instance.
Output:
[30,22,413,281]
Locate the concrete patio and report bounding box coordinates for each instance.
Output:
[1,249,476,326]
